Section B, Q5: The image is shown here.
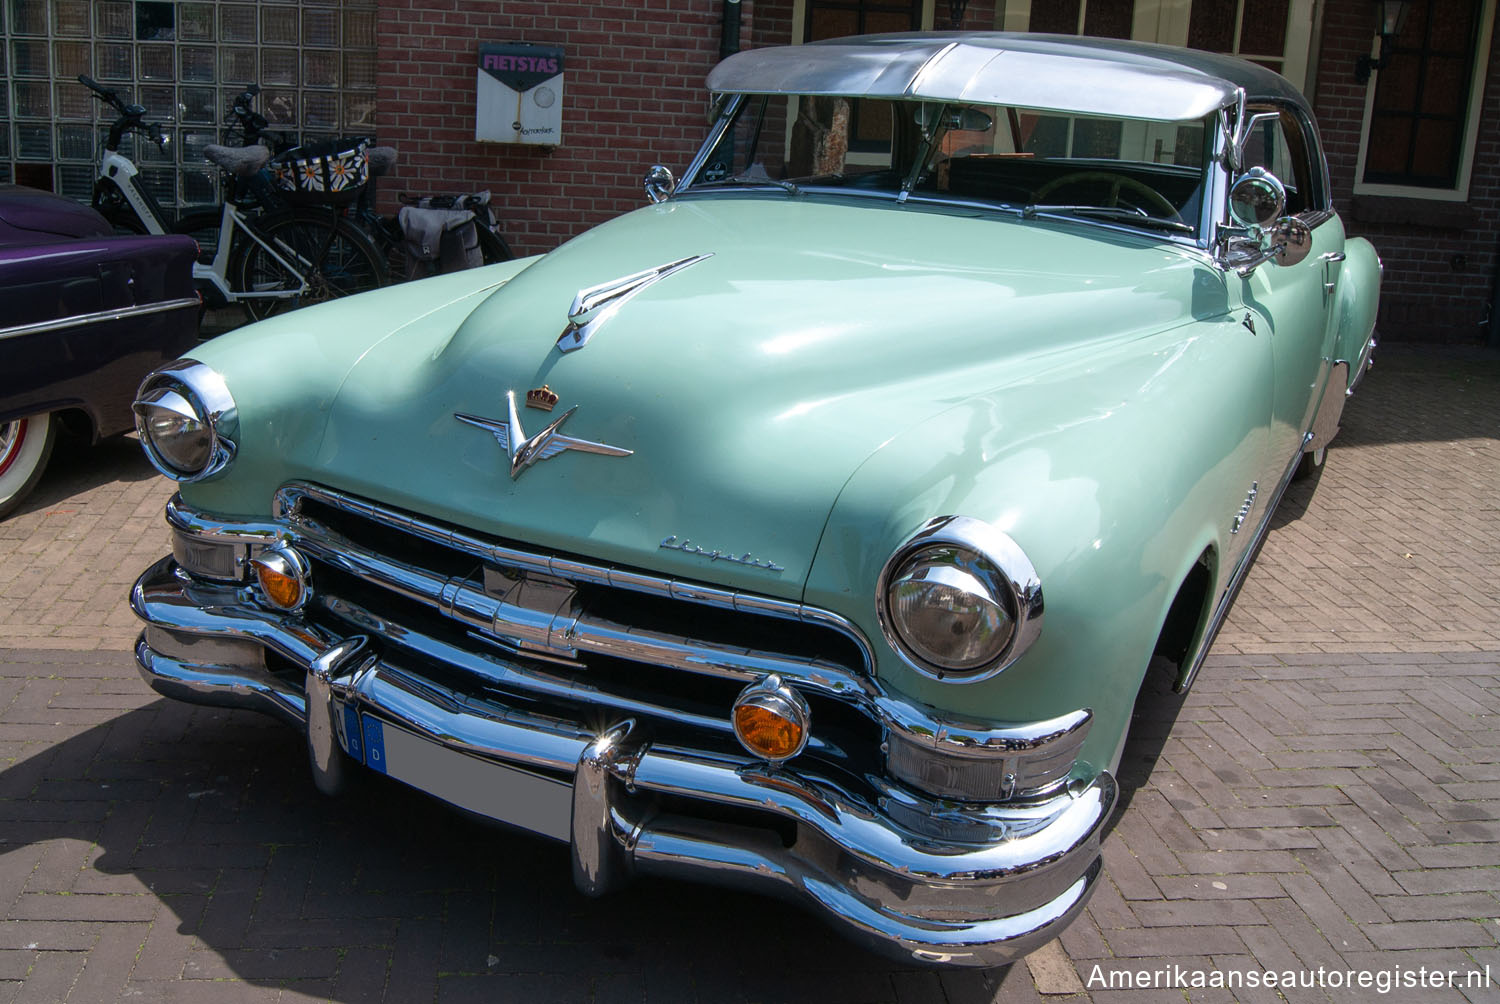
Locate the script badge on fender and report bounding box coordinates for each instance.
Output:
[456,390,631,480]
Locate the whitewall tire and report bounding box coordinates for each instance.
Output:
[0,413,57,519]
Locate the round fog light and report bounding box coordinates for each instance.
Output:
[731,674,810,763]
[251,546,312,612]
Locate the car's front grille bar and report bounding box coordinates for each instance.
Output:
[285,507,869,701]
[272,482,877,674]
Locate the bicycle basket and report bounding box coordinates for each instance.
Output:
[270,138,370,206]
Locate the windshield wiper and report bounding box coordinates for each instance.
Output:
[732,174,800,196]
[1023,204,1193,234]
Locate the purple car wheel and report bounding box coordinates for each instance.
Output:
[0,413,56,519]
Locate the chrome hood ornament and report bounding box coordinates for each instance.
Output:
[456,391,632,480]
[556,253,712,353]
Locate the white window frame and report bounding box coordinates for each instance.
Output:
[1352,0,1496,202]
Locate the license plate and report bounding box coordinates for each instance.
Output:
[357,715,572,841]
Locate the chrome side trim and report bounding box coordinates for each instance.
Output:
[1307,361,1349,452]
[1346,332,1376,397]
[0,295,199,342]
[1176,433,1312,692]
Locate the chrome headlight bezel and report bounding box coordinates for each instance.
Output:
[876,516,1043,683]
[132,360,238,483]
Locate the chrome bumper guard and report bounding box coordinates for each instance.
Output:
[133,554,1115,967]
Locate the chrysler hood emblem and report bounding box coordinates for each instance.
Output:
[456,391,632,480]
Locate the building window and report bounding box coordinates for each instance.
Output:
[1359,0,1487,193]
[804,1,923,149]
[1,0,380,209]
[1186,1,1291,75]
[1028,0,1135,39]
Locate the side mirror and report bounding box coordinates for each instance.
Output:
[1272,216,1313,267]
[644,164,675,204]
[1229,167,1287,230]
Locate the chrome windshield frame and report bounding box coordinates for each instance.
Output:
[679,92,1230,249]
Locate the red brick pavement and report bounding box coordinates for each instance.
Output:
[0,347,1497,1002]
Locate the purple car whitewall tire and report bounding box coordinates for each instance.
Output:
[0,412,56,519]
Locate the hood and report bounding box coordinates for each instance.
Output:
[309,195,1218,599]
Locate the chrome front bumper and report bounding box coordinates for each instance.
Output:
[132,554,1115,967]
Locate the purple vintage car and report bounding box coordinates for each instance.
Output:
[0,184,199,517]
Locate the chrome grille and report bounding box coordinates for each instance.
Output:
[266,483,885,765]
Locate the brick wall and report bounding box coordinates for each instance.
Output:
[373,0,1001,259]
[1311,0,1500,343]
[375,1,1498,343]
[375,0,733,257]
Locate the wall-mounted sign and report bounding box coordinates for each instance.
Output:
[477,43,565,146]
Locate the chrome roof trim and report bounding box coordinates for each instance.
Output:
[705,32,1300,122]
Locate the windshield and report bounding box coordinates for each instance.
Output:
[685,94,1212,237]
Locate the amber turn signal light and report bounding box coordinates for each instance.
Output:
[250,545,312,612]
[731,674,810,762]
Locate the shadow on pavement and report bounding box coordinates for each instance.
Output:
[12,433,159,520]
[1336,344,1500,448]
[1,692,1037,1000]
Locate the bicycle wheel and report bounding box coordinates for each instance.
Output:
[230,209,388,322]
[478,225,514,264]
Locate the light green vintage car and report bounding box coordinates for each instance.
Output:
[129,34,1379,966]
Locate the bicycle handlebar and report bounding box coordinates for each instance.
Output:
[80,74,169,151]
[78,73,127,111]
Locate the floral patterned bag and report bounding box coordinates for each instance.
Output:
[270,138,370,206]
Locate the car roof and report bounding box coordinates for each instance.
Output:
[706,32,1311,123]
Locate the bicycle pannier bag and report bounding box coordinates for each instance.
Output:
[270,138,370,206]
[398,206,482,277]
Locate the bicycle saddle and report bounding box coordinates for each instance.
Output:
[204,144,272,177]
[367,146,398,179]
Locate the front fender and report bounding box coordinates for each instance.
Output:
[806,313,1270,776]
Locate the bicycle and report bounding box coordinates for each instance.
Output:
[80,75,387,321]
[210,85,515,281]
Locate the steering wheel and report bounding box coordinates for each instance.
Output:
[1032,171,1182,222]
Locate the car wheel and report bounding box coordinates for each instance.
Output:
[1294,444,1326,481]
[0,413,57,519]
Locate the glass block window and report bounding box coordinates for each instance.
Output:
[1,0,379,211]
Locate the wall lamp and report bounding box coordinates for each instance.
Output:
[1355,0,1411,84]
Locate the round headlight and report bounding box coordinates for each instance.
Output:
[132,360,238,483]
[137,389,212,474]
[887,546,1013,671]
[877,517,1043,682]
